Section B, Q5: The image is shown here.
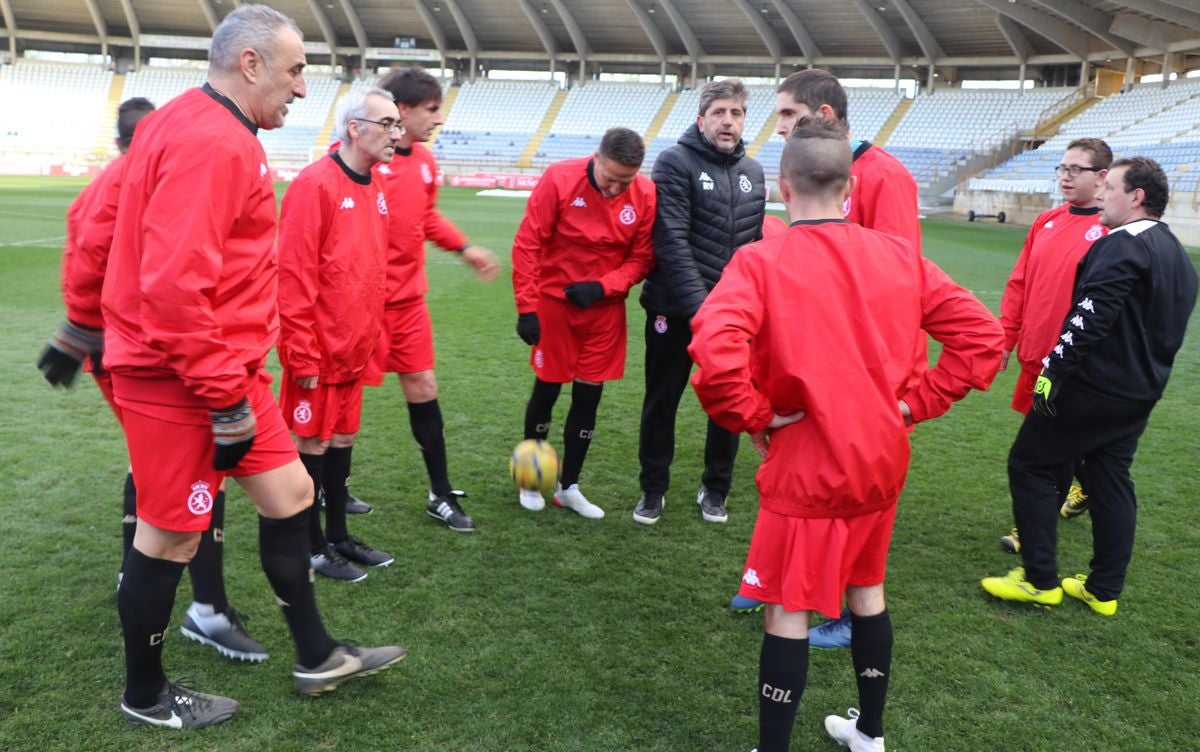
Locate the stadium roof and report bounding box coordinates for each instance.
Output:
[3,0,1199,83]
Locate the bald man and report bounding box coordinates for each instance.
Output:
[690,117,1002,752]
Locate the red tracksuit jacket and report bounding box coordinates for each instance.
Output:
[846,143,922,252]
[377,143,466,305]
[690,219,1003,518]
[512,156,656,314]
[62,154,127,329]
[1000,203,1106,412]
[102,86,279,409]
[277,153,389,383]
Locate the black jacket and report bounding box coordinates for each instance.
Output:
[640,123,766,318]
[1045,219,1197,403]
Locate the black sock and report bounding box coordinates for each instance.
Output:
[561,381,603,488]
[408,400,452,497]
[259,510,337,668]
[186,490,229,612]
[121,472,137,561]
[322,446,352,544]
[118,548,185,708]
[524,378,561,440]
[758,633,808,752]
[300,452,326,553]
[850,610,893,739]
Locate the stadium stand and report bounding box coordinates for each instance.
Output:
[977,79,1200,193]
[533,85,668,165]
[0,62,113,160]
[433,80,558,165]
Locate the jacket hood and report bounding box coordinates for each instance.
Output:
[678,122,747,164]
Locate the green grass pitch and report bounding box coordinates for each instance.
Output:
[1,176,1197,751]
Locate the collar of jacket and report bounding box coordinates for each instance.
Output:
[678,123,746,165]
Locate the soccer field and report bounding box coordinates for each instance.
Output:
[1,176,1198,751]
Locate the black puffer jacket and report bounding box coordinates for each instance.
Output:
[640,123,766,318]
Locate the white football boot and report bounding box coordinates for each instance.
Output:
[552,483,605,519]
[518,488,545,511]
[825,708,885,752]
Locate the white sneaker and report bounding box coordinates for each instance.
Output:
[824,708,885,752]
[519,488,545,511]
[552,483,605,519]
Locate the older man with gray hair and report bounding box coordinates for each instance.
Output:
[634,77,767,526]
[277,87,401,582]
[103,6,404,730]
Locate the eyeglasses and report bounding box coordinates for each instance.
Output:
[357,118,402,133]
[1055,164,1102,177]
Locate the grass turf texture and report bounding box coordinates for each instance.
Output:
[1,176,1198,751]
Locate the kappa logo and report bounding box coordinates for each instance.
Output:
[1042,355,1051,367]
[742,568,762,588]
[1078,297,1095,312]
[571,196,587,208]
[533,348,544,369]
[378,164,392,175]
[340,196,356,210]
[1053,344,1064,356]
[420,163,433,184]
[1045,220,1055,229]
[187,480,214,516]
[294,399,313,425]
[699,171,714,191]
[738,174,752,193]
[1060,331,1074,345]
[1070,314,1085,329]
[619,203,637,225]
[859,668,887,679]
[260,163,268,178]
[653,315,668,334]
[377,191,389,215]
[842,195,852,217]
[1085,225,1104,241]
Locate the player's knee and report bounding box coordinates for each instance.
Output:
[846,584,886,617]
[330,432,357,448]
[401,370,438,402]
[296,435,330,455]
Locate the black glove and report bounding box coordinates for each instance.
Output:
[564,281,605,309]
[517,312,541,346]
[211,398,257,471]
[1032,372,1059,418]
[36,320,103,388]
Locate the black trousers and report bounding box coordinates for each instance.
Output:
[637,312,740,496]
[1008,386,1153,599]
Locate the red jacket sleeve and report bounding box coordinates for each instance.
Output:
[999,225,1036,351]
[901,256,1005,423]
[137,140,258,407]
[276,175,328,378]
[597,189,657,298]
[688,250,775,435]
[511,174,559,314]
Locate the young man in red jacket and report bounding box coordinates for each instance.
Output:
[731,69,928,643]
[102,6,403,729]
[277,87,400,582]
[373,67,500,533]
[39,97,270,663]
[690,117,1003,752]
[512,127,656,518]
[994,138,1111,554]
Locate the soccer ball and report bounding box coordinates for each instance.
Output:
[509,439,559,494]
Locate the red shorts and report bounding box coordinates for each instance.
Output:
[279,374,365,440]
[531,296,626,383]
[112,370,298,533]
[92,370,123,425]
[374,298,435,377]
[738,505,896,619]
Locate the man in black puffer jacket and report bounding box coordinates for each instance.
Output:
[634,78,767,527]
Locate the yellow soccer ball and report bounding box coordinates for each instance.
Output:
[509,439,559,494]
